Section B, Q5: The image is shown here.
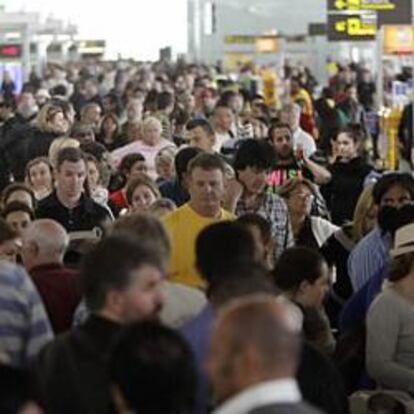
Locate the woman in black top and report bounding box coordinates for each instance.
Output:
[97,113,126,151]
[321,184,377,328]
[323,124,372,225]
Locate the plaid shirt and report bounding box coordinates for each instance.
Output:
[236,192,294,259]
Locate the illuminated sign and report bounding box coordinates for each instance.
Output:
[225,35,279,53]
[327,0,412,30]
[328,0,398,11]
[255,37,279,53]
[0,44,22,58]
[383,25,414,54]
[77,40,106,55]
[224,35,256,45]
[78,40,106,49]
[328,13,377,40]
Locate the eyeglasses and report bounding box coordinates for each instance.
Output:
[290,192,314,201]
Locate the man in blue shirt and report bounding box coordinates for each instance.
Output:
[159,146,202,207]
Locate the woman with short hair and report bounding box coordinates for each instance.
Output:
[111,117,176,180]
[280,178,339,250]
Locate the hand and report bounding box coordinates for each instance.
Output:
[225,177,243,201]
[223,177,243,213]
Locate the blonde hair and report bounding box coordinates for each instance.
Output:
[353,184,375,241]
[142,116,162,133]
[36,103,63,132]
[48,137,80,169]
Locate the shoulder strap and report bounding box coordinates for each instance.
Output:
[334,229,355,252]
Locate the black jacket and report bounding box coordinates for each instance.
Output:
[36,192,112,266]
[33,315,121,414]
[321,224,355,302]
[398,103,413,162]
[324,157,372,225]
[25,127,61,165]
[0,116,20,189]
[0,122,59,182]
[0,118,31,182]
[36,191,112,234]
[298,341,348,414]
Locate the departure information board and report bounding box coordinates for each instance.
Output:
[327,0,412,41]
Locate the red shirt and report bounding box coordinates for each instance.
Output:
[109,190,128,210]
[30,263,81,334]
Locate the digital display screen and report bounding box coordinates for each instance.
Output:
[0,44,22,58]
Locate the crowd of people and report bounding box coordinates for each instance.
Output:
[0,57,413,413]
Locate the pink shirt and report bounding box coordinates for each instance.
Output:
[111,138,175,180]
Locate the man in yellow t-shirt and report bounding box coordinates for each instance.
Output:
[163,153,234,289]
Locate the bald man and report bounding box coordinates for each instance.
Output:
[208,295,322,414]
[21,219,81,333]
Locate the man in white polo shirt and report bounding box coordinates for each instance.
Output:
[280,103,316,159]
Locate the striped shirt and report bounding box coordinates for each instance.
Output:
[0,262,53,367]
[348,227,392,292]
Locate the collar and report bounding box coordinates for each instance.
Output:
[373,226,391,242]
[213,378,301,414]
[83,313,122,337]
[52,191,96,214]
[186,202,224,219]
[73,313,123,354]
[293,127,302,136]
